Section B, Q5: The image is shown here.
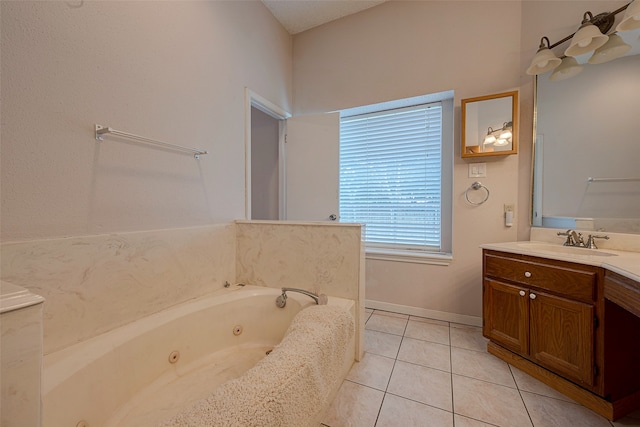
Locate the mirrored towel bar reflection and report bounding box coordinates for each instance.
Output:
[94,124,208,159]
[587,177,640,183]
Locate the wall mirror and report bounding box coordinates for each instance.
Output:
[532,29,640,234]
[461,91,518,158]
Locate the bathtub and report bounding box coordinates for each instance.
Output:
[42,285,356,427]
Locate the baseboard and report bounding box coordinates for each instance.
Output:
[364,299,482,327]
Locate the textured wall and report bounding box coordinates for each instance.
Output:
[1,1,292,241]
[292,1,523,319]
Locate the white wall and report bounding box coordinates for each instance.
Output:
[292,1,523,319]
[3,0,629,321]
[1,1,292,241]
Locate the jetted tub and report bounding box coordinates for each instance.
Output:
[43,285,355,427]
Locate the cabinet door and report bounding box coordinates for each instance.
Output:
[483,279,529,354]
[529,290,595,386]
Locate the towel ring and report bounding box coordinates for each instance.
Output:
[465,181,490,205]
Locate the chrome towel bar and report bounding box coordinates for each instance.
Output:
[587,177,640,183]
[94,124,208,159]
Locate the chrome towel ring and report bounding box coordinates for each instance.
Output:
[465,181,490,205]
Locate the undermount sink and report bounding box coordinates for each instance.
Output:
[516,242,618,257]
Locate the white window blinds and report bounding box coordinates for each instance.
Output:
[340,103,443,251]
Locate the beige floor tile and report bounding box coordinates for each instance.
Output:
[397,337,451,372]
[452,374,532,427]
[387,360,453,411]
[612,413,640,426]
[404,319,450,345]
[450,324,489,352]
[454,414,500,427]
[364,329,402,359]
[376,393,454,427]
[322,380,384,427]
[365,313,407,335]
[345,352,395,391]
[520,390,612,427]
[451,347,515,388]
[510,366,574,402]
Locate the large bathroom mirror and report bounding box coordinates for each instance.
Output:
[532,29,640,234]
[461,91,518,158]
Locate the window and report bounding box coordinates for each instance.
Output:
[339,93,453,264]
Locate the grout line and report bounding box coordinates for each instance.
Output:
[508,364,536,427]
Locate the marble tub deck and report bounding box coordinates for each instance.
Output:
[322,309,640,427]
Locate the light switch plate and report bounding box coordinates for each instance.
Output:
[468,163,487,178]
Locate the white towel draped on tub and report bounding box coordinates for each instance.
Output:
[161,304,354,427]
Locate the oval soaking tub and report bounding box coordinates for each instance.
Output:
[43,285,355,427]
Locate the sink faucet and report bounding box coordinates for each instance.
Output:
[557,229,584,247]
[558,229,610,249]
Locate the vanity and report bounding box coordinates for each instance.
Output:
[481,230,640,421]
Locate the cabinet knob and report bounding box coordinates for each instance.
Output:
[529,293,537,300]
[519,290,526,297]
[524,271,532,278]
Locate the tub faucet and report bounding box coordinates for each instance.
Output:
[276,287,328,308]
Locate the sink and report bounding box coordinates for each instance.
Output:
[516,242,618,257]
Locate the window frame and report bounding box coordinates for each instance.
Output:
[339,92,454,265]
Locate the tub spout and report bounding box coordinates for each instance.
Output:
[276,287,327,308]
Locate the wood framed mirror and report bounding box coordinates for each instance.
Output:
[461,90,518,158]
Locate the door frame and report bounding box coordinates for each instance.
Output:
[244,88,291,220]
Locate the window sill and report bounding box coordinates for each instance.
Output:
[365,247,453,265]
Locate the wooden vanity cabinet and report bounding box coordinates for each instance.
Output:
[483,250,600,389]
[483,249,640,420]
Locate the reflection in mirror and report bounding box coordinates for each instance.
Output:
[533,29,640,234]
[461,91,518,158]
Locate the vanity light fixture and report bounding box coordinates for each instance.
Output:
[526,37,562,75]
[588,33,632,64]
[483,128,497,145]
[527,2,635,78]
[483,122,513,145]
[549,56,584,81]
[565,12,609,57]
[617,0,640,31]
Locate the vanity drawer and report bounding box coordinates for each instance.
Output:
[484,252,598,302]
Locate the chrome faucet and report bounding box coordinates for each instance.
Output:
[275,287,328,308]
[584,234,610,249]
[557,229,609,249]
[557,229,584,247]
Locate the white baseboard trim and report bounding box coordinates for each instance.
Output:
[365,299,482,327]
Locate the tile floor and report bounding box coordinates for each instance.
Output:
[322,309,640,427]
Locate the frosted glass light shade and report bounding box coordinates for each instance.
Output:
[499,129,512,140]
[484,134,496,145]
[588,34,632,64]
[565,24,609,56]
[617,0,640,32]
[549,57,584,81]
[526,47,562,75]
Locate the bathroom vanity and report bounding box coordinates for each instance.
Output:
[481,235,640,421]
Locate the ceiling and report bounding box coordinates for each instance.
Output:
[262,0,386,34]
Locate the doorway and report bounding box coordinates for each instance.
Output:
[245,89,290,220]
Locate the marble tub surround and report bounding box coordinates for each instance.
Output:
[1,223,236,354]
[235,221,363,300]
[236,220,365,359]
[1,282,44,427]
